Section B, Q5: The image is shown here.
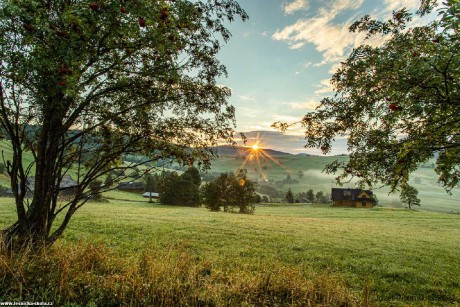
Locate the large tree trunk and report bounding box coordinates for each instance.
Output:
[1,100,65,252]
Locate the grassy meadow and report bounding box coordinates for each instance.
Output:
[1,192,459,305]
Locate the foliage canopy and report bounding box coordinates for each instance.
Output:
[275,0,460,201]
[0,0,247,248]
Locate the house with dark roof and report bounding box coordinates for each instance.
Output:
[117,181,145,193]
[2,175,78,198]
[331,188,376,208]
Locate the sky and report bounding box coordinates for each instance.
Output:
[216,0,433,154]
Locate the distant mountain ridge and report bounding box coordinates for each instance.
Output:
[214,145,294,157]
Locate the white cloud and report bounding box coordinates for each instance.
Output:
[289,100,321,110]
[239,95,256,102]
[304,61,313,68]
[273,115,302,123]
[314,79,334,94]
[383,0,420,12]
[283,0,309,15]
[261,31,269,37]
[290,42,305,49]
[273,0,387,66]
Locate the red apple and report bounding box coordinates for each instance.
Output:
[160,8,168,21]
[22,23,35,32]
[56,30,67,37]
[120,6,127,13]
[138,18,146,27]
[59,65,72,75]
[58,80,67,86]
[389,103,400,111]
[88,3,100,11]
[385,97,392,101]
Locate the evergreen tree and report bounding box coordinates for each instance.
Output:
[286,188,295,203]
[306,189,315,203]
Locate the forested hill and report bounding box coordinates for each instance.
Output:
[214,145,296,157]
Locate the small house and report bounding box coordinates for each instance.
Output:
[117,181,145,193]
[142,192,159,198]
[331,188,375,208]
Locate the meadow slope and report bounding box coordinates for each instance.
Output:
[1,193,459,305]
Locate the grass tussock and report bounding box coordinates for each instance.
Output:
[0,241,363,306]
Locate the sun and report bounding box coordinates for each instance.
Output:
[251,144,259,151]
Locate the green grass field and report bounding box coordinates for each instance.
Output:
[1,192,459,305]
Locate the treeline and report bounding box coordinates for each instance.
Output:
[259,184,330,204]
[278,188,332,204]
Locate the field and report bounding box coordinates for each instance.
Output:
[1,192,459,305]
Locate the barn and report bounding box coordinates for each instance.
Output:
[2,175,78,198]
[331,188,375,208]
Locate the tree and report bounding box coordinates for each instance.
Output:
[315,191,324,203]
[183,166,201,187]
[201,170,257,214]
[297,170,304,179]
[400,184,421,209]
[285,188,294,203]
[306,189,315,203]
[273,1,460,201]
[144,173,159,203]
[0,0,248,249]
[159,170,199,207]
[261,195,269,203]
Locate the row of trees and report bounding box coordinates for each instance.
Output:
[285,189,330,204]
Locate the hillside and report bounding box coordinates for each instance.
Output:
[1,141,459,213]
[214,145,293,157]
[207,152,460,214]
